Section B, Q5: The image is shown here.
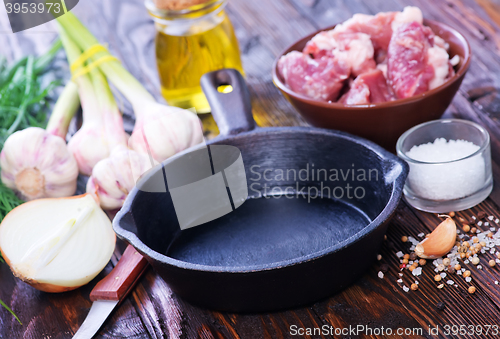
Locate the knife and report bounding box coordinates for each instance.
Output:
[72,244,149,339]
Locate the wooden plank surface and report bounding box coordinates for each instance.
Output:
[1,0,500,338]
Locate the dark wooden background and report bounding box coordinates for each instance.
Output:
[1,0,500,338]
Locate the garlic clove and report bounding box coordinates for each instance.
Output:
[415,217,456,259]
[87,145,156,210]
[0,194,115,292]
[0,127,79,200]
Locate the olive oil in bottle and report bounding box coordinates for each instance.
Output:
[147,0,244,113]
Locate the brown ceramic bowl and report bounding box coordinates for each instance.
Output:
[272,19,471,150]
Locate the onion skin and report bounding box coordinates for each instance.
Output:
[0,127,79,200]
[1,253,79,293]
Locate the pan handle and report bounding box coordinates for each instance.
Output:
[200,68,256,136]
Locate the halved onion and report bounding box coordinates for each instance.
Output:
[0,194,116,292]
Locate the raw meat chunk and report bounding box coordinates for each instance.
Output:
[333,11,397,52]
[304,32,376,76]
[339,69,394,105]
[427,45,450,89]
[392,6,423,31]
[278,51,350,102]
[387,22,435,99]
[334,7,423,53]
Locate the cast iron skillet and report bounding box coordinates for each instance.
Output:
[114,69,409,312]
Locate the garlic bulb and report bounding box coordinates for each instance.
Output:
[1,128,79,200]
[87,145,156,210]
[129,102,204,162]
[0,194,116,292]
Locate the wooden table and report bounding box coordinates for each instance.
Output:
[2,0,500,338]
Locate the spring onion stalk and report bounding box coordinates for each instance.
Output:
[59,26,127,175]
[57,13,154,106]
[57,13,204,163]
[45,81,80,139]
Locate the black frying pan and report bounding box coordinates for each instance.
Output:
[114,69,408,312]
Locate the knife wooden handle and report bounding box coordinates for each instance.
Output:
[90,244,149,302]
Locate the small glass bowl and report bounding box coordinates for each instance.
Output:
[396,119,493,213]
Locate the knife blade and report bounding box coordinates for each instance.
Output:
[72,244,149,339]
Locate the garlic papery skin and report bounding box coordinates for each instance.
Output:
[66,68,128,176]
[60,28,128,176]
[87,145,156,210]
[0,194,116,292]
[0,127,79,200]
[129,102,204,162]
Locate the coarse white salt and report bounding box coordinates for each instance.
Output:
[378,271,384,279]
[486,222,490,226]
[447,280,454,285]
[465,277,472,282]
[418,232,425,238]
[405,138,484,200]
[396,251,404,258]
[403,285,410,292]
[495,219,499,223]
[478,265,483,270]
[477,221,483,226]
[412,267,422,276]
[489,216,494,221]
[440,272,447,278]
[397,279,403,283]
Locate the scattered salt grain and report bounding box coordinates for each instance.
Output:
[489,216,494,221]
[403,285,410,292]
[440,272,447,278]
[447,280,454,285]
[418,232,425,238]
[397,279,403,283]
[412,267,422,276]
[496,219,499,224]
[378,271,384,279]
[486,222,490,226]
[464,260,470,264]
[478,265,483,270]
[478,221,483,226]
[473,216,477,220]
[396,251,404,258]
[465,277,472,283]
